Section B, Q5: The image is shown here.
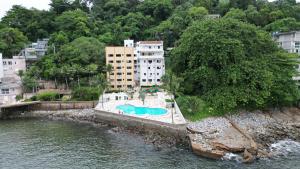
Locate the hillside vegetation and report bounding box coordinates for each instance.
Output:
[1,0,300,119]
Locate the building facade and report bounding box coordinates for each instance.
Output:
[0,53,26,105]
[273,31,300,83]
[105,46,135,91]
[273,31,300,54]
[136,41,165,86]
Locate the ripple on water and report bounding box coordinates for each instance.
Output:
[0,119,299,169]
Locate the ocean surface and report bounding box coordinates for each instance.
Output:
[0,119,299,169]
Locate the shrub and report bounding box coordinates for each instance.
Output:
[176,95,222,121]
[71,87,101,101]
[15,95,23,101]
[36,92,60,101]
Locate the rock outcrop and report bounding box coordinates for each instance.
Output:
[188,107,300,163]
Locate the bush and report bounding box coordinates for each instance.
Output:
[36,92,60,101]
[176,95,222,121]
[71,87,101,101]
[15,95,23,101]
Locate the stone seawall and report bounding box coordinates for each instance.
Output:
[5,109,188,147]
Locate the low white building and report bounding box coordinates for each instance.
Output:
[136,41,165,86]
[100,92,129,103]
[0,53,26,105]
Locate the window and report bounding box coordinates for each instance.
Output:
[111,85,115,88]
[149,79,152,82]
[157,67,161,69]
[148,67,151,69]
[110,72,114,75]
[127,66,132,69]
[157,60,161,63]
[157,79,161,82]
[144,73,146,75]
[117,73,122,75]
[126,54,131,57]
[148,60,152,64]
[150,73,152,75]
[127,85,132,88]
[117,79,122,81]
[295,41,300,48]
[116,66,121,69]
[157,73,159,75]
[142,79,146,82]
[127,72,132,75]
[1,89,9,94]
[109,54,113,57]
[116,60,121,63]
[3,61,6,65]
[158,46,161,49]
[117,85,122,88]
[127,60,132,63]
[134,60,137,64]
[109,60,113,63]
[128,79,132,81]
[116,54,121,57]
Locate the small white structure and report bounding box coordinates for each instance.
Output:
[100,92,130,103]
[136,41,165,86]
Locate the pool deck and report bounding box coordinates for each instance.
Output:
[95,92,186,124]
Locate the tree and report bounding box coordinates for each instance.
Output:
[1,5,55,41]
[0,27,28,57]
[54,9,93,41]
[224,8,247,21]
[264,17,300,32]
[171,18,299,113]
[187,7,208,21]
[138,0,173,22]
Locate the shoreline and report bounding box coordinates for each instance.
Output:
[188,107,300,162]
[1,107,300,163]
[2,109,189,149]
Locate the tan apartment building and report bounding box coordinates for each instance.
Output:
[105,46,135,91]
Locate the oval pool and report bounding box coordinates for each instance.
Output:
[116,105,167,116]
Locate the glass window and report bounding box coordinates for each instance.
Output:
[109,54,113,57]
[295,42,300,48]
[142,79,146,82]
[1,89,9,94]
[116,54,121,57]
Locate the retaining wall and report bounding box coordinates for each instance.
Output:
[32,101,98,110]
[93,110,187,142]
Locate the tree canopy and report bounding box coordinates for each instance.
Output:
[171,18,300,112]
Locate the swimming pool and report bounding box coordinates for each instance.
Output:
[116,105,167,116]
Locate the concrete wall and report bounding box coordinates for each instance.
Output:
[34,101,98,110]
[93,109,187,142]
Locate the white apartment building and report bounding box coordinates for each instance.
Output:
[136,41,165,87]
[0,53,26,105]
[273,31,300,83]
[273,31,300,54]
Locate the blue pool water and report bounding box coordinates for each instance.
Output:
[116,105,167,116]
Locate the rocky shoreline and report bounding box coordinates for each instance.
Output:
[188,107,300,163]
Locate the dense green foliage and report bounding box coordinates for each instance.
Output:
[171,18,300,113]
[36,91,60,101]
[71,87,101,101]
[0,0,300,119]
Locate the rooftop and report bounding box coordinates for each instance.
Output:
[139,41,163,44]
